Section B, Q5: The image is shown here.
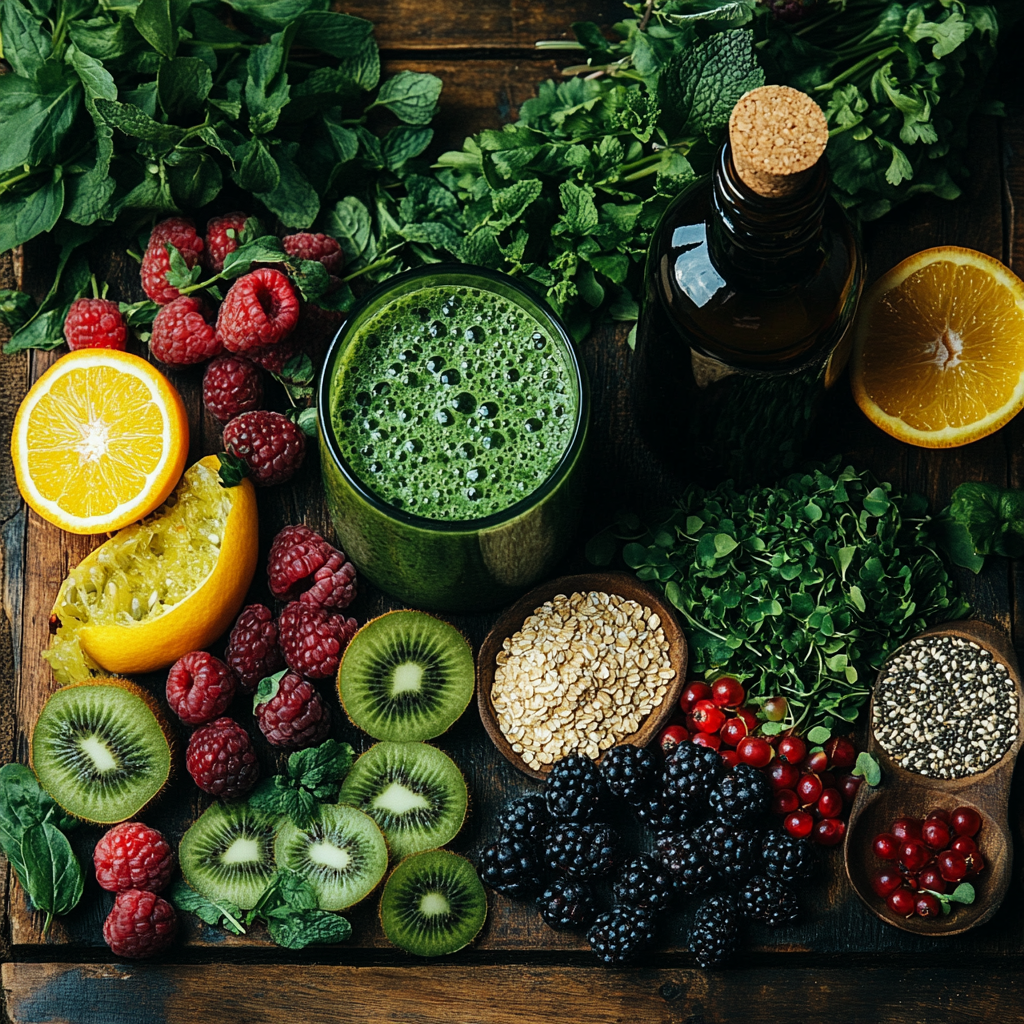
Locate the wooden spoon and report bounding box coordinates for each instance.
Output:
[845,619,1024,936]
[476,572,688,780]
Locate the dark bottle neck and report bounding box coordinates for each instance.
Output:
[708,141,829,285]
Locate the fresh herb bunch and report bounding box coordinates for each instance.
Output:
[932,481,1024,572]
[597,461,969,736]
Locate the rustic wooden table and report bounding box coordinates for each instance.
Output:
[2,3,1024,1021]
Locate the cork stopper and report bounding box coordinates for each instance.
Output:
[728,86,829,199]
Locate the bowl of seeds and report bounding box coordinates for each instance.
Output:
[476,572,688,779]
[845,619,1024,935]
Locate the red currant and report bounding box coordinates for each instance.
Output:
[872,833,900,860]
[871,869,903,898]
[773,789,799,815]
[899,840,930,873]
[679,681,713,715]
[823,736,856,770]
[915,893,942,918]
[711,677,745,707]
[736,736,772,767]
[950,807,982,838]
[900,871,919,889]
[796,773,823,806]
[922,818,951,851]
[719,717,748,748]
[684,713,700,734]
[784,811,814,840]
[658,724,688,754]
[813,818,845,846]
[950,835,977,857]
[692,700,726,734]
[817,788,843,819]
[965,852,985,878]
[692,731,721,751]
[719,749,741,769]
[777,736,807,764]
[735,707,758,733]
[926,807,951,824]
[838,773,862,803]
[768,761,800,792]
[891,817,922,843]
[937,850,968,882]
[801,750,829,774]
[918,866,946,894]
[762,696,788,722]
[886,887,916,916]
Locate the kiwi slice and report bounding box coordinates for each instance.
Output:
[338,611,475,742]
[338,742,467,860]
[379,850,487,956]
[274,803,388,911]
[30,677,175,824]
[179,802,279,910]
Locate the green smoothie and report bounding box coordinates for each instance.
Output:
[330,284,578,521]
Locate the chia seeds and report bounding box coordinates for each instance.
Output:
[872,635,1019,779]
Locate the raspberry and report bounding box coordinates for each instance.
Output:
[246,334,304,375]
[165,651,237,725]
[282,232,344,288]
[63,298,127,351]
[255,670,331,750]
[225,603,285,693]
[204,211,249,274]
[141,217,204,305]
[267,524,357,610]
[149,295,221,366]
[103,889,178,958]
[223,410,306,487]
[277,600,358,680]
[215,268,299,353]
[186,717,260,799]
[203,355,264,423]
[93,822,176,894]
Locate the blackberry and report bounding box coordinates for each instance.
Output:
[536,878,598,930]
[736,874,800,927]
[613,855,676,914]
[498,794,551,845]
[655,832,716,895]
[629,788,696,833]
[543,822,621,880]
[478,839,544,897]
[700,823,762,882]
[761,831,816,883]
[587,905,657,964]
[662,742,724,805]
[689,892,742,968]
[599,744,657,801]
[544,754,605,822]
[707,764,772,825]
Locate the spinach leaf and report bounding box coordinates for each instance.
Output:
[20,821,84,933]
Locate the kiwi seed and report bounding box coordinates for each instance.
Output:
[274,803,388,911]
[179,802,279,910]
[379,850,487,956]
[30,677,175,824]
[338,741,468,860]
[338,610,475,742]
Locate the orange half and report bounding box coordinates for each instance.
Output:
[12,350,189,533]
[850,247,1024,447]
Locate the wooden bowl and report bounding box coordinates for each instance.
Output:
[845,619,1024,936]
[476,572,688,780]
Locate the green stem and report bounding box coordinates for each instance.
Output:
[0,167,44,195]
[89,273,99,300]
[813,44,900,93]
[341,255,398,283]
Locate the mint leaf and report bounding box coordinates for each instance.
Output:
[95,98,185,142]
[217,452,249,488]
[0,291,37,334]
[266,908,352,949]
[289,259,330,302]
[0,2,52,78]
[164,243,201,290]
[287,740,355,796]
[253,669,287,711]
[372,71,442,126]
[157,56,213,120]
[248,777,318,829]
[221,235,287,278]
[168,880,245,935]
[0,175,65,256]
[254,146,319,229]
[131,0,189,59]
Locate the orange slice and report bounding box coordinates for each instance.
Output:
[850,247,1024,447]
[12,349,189,533]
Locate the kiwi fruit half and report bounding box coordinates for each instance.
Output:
[179,802,279,910]
[379,850,487,956]
[274,803,388,911]
[338,741,468,860]
[337,611,474,742]
[30,677,175,824]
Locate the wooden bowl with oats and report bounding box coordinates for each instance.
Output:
[477,572,688,780]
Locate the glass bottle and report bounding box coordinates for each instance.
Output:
[633,86,864,485]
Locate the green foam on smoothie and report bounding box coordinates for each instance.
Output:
[330,285,577,521]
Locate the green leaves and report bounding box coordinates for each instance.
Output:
[248,869,352,950]
[371,71,442,125]
[249,738,355,828]
[168,880,246,935]
[158,57,212,120]
[934,482,1024,570]
[852,751,882,786]
[132,0,190,59]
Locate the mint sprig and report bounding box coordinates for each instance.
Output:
[248,738,355,828]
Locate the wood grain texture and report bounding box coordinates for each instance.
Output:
[6,961,1024,1024]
